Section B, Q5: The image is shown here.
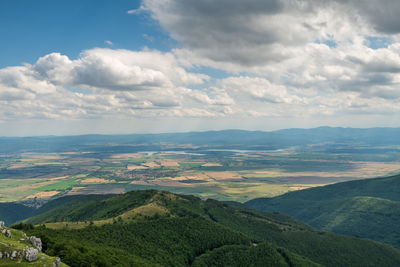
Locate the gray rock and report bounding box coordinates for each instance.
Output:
[0,251,2,259]
[11,250,17,260]
[30,236,42,252]
[0,221,4,228]
[52,257,61,267]
[24,247,38,262]
[2,229,11,238]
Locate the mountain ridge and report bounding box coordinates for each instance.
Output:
[246,173,400,249]
[12,189,400,266]
[2,127,400,153]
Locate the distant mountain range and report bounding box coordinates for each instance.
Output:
[246,173,400,249]
[2,126,400,153]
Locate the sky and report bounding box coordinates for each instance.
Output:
[1,0,400,136]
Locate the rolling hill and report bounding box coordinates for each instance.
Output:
[0,195,113,226]
[246,173,400,249]
[12,189,400,266]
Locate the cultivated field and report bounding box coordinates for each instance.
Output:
[1,143,400,203]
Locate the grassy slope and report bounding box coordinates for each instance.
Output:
[20,190,400,267]
[246,174,400,248]
[0,227,67,266]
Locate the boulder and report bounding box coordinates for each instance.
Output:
[24,247,38,262]
[0,251,2,259]
[53,257,61,267]
[0,221,4,228]
[30,236,42,252]
[2,229,11,238]
[10,250,17,260]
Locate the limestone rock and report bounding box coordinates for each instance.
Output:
[52,257,61,267]
[0,221,4,228]
[2,229,11,238]
[30,236,42,252]
[10,250,17,260]
[24,247,38,262]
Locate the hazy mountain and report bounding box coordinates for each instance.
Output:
[2,127,400,153]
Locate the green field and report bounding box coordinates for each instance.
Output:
[1,141,400,203]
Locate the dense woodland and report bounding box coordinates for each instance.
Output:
[6,189,400,266]
[247,173,400,249]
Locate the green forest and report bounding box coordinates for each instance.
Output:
[247,173,400,249]
[7,189,400,266]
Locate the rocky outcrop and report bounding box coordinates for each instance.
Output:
[24,247,38,262]
[53,257,61,267]
[0,247,39,262]
[0,221,4,228]
[2,229,11,238]
[0,228,61,265]
[30,236,42,252]
[10,250,18,260]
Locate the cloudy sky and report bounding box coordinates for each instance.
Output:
[1,0,400,136]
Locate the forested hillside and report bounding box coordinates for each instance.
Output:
[246,174,400,249]
[12,190,400,266]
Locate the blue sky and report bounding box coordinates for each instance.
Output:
[0,0,173,67]
[1,0,400,136]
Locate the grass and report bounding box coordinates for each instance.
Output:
[37,178,79,191]
[0,228,67,266]
[0,179,53,202]
[216,182,291,202]
[179,162,204,168]
[43,202,170,230]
